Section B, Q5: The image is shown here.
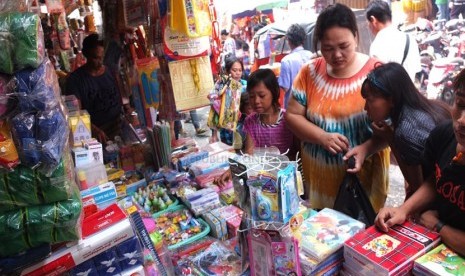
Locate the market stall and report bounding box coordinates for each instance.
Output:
[0,1,461,276]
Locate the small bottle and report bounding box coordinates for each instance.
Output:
[78,170,88,190]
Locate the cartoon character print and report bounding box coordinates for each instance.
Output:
[363,234,400,257]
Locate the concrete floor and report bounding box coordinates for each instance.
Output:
[180,106,406,208]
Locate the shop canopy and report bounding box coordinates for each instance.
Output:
[227,0,288,17]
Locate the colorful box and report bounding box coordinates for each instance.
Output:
[68,110,91,147]
[300,208,365,262]
[71,147,90,167]
[344,221,441,275]
[83,139,103,164]
[81,182,117,211]
[93,248,122,275]
[202,211,228,240]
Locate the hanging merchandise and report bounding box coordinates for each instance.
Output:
[169,0,212,38]
[163,26,210,61]
[168,56,214,111]
[51,12,71,50]
[45,0,65,14]
[136,57,160,127]
[0,12,45,75]
[122,0,148,28]
[207,75,242,131]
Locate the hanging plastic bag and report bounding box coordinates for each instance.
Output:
[333,158,376,226]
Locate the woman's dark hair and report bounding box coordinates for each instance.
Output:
[361,62,450,126]
[82,33,104,58]
[313,3,359,52]
[239,92,250,120]
[453,67,465,94]
[225,57,244,74]
[247,69,280,111]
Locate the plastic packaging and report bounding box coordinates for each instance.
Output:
[11,107,69,175]
[75,161,108,190]
[0,120,19,171]
[0,191,82,257]
[0,12,45,74]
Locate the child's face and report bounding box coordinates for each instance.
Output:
[249,81,274,114]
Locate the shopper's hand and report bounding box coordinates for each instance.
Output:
[320,132,349,155]
[215,170,232,188]
[343,146,367,173]
[375,207,408,232]
[418,210,439,231]
[371,120,394,144]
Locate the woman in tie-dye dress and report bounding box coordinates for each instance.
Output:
[285,3,390,211]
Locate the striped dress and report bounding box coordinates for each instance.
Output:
[292,57,390,212]
[243,109,295,156]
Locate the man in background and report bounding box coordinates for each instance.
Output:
[278,24,313,108]
[366,0,421,81]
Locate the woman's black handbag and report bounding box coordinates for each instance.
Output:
[333,158,376,226]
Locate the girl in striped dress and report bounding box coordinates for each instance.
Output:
[243,69,299,160]
[285,4,390,211]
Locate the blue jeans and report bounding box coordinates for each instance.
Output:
[437,3,449,20]
[174,110,201,139]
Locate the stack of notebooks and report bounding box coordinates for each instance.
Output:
[147,124,172,170]
[298,208,365,275]
[343,221,441,275]
[413,243,465,276]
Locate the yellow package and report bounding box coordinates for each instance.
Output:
[170,0,212,38]
[218,79,242,131]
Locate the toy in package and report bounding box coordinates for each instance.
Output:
[249,229,301,276]
[207,76,242,131]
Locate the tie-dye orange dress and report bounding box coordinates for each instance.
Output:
[292,57,390,212]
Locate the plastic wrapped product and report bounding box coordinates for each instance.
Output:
[0,120,19,170]
[0,13,14,74]
[10,12,45,71]
[0,160,72,213]
[0,209,27,257]
[11,112,40,168]
[14,60,58,112]
[36,107,69,175]
[53,192,82,242]
[0,73,12,117]
[0,193,82,257]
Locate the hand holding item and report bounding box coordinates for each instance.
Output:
[343,146,368,173]
[320,132,349,155]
